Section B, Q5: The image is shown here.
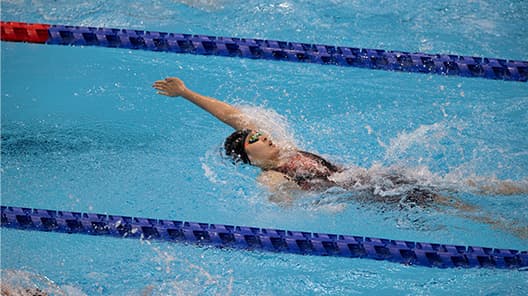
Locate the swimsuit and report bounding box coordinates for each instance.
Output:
[273,151,341,190]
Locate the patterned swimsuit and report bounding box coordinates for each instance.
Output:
[273,151,341,190]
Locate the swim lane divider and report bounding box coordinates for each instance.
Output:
[1,21,527,82]
[2,205,527,269]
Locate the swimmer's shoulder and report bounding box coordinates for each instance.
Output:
[258,170,292,185]
[258,170,302,205]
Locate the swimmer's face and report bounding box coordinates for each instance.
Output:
[244,131,280,164]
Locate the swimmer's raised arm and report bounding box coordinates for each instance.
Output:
[153,77,256,130]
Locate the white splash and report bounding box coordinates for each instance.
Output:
[383,121,452,164]
[146,246,234,295]
[238,104,299,151]
[201,162,227,185]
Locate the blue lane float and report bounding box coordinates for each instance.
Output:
[2,205,527,269]
[1,21,527,82]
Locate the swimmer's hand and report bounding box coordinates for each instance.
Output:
[153,77,187,97]
[153,76,256,130]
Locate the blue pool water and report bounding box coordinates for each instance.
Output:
[1,0,528,295]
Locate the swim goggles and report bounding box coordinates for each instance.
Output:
[247,131,263,145]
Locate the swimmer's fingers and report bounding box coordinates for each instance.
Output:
[153,81,170,93]
[153,80,167,88]
[153,77,185,97]
[152,84,167,91]
[153,82,170,96]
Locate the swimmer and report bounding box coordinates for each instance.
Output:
[152,77,527,204]
[153,77,345,198]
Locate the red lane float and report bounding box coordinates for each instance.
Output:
[1,21,50,43]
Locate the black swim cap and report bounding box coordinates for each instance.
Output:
[224,129,252,164]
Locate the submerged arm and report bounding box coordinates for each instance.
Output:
[434,195,527,239]
[153,77,256,130]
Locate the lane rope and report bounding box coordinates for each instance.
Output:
[2,205,527,269]
[1,21,526,82]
